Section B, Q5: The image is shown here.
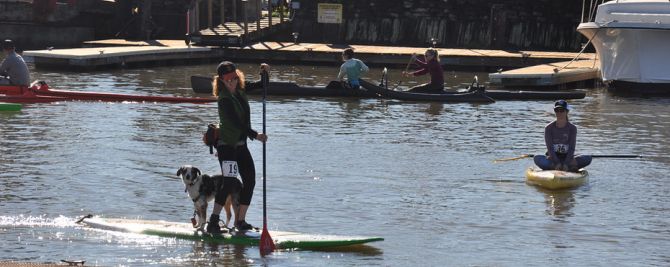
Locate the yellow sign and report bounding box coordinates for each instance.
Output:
[317,3,342,24]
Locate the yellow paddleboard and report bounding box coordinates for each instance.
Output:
[525,167,588,190]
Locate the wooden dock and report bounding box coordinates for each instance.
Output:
[488,59,600,89]
[215,42,596,70]
[24,41,221,69]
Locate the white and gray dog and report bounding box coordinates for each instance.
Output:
[177,165,242,230]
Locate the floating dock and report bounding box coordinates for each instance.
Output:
[24,40,221,69]
[33,39,594,70]
[488,59,600,89]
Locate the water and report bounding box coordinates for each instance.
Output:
[1,63,669,266]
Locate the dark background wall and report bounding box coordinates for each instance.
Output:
[291,0,586,51]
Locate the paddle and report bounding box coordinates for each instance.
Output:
[494,154,642,163]
[393,53,416,90]
[259,69,276,256]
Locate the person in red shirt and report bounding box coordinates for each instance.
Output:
[402,49,445,93]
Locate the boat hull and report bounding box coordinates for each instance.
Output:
[360,80,495,103]
[191,75,584,100]
[525,168,589,190]
[1,83,216,103]
[577,1,670,95]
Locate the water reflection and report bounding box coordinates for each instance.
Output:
[534,187,580,218]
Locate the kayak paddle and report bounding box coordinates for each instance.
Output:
[259,69,275,256]
[494,154,642,163]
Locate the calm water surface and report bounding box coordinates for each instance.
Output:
[1,63,668,266]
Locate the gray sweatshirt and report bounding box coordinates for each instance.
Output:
[0,51,30,86]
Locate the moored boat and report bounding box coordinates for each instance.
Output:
[577,0,670,94]
[525,167,589,190]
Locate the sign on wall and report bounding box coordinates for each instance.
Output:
[317,3,342,24]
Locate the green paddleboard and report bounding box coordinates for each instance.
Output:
[0,102,21,111]
[79,217,383,250]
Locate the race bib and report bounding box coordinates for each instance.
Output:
[221,161,239,177]
[552,144,569,154]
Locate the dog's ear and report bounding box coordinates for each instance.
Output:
[194,167,201,177]
[177,166,185,177]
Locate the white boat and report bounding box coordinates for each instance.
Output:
[577,0,670,94]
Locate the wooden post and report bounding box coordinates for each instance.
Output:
[242,0,248,41]
[194,0,200,31]
[220,0,225,24]
[207,0,213,28]
[140,0,153,40]
[233,0,238,22]
[279,0,284,22]
[267,0,272,27]
[256,0,261,31]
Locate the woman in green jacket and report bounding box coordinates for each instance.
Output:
[207,61,269,233]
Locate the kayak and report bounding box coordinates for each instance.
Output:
[525,167,589,190]
[191,75,378,97]
[0,94,67,103]
[0,102,22,111]
[79,216,384,250]
[0,85,25,95]
[191,75,585,100]
[2,82,216,103]
[360,79,495,103]
[35,88,216,103]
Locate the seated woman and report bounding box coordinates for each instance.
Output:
[534,100,592,171]
[402,49,444,93]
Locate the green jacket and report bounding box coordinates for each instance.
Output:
[216,80,263,145]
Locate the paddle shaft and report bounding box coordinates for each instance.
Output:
[259,69,276,256]
[528,154,641,159]
[261,70,268,227]
[495,154,642,162]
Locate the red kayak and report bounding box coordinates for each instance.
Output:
[1,82,216,104]
[0,94,67,103]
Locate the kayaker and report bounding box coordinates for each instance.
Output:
[208,61,269,233]
[534,100,592,171]
[0,39,30,87]
[337,48,369,89]
[402,48,444,93]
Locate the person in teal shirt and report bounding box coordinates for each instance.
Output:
[337,48,369,89]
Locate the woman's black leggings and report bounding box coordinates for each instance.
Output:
[216,144,256,205]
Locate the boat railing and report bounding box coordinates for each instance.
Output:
[582,0,607,23]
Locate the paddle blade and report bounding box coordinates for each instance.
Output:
[259,227,275,256]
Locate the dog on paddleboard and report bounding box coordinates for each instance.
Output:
[177,165,242,230]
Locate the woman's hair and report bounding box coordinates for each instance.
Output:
[425,48,439,61]
[212,69,246,96]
